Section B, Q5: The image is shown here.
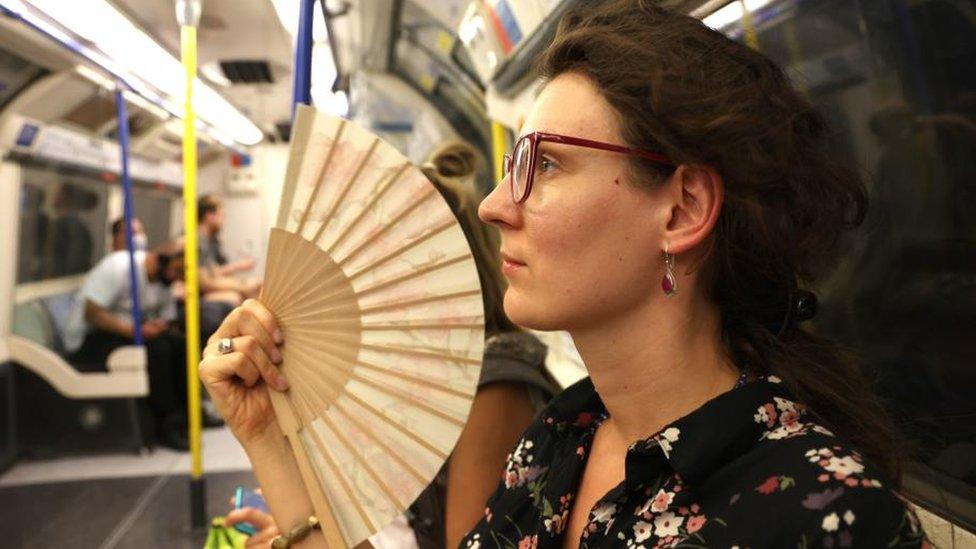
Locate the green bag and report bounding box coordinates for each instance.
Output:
[203,517,249,549]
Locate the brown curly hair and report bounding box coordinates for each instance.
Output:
[537,0,903,484]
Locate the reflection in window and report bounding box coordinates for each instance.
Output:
[16,166,108,283]
[715,0,975,507]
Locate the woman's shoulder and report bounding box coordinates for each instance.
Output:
[724,423,927,547]
[669,378,929,546]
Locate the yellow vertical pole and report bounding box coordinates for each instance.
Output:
[180,21,205,528]
[740,0,761,51]
[490,120,508,185]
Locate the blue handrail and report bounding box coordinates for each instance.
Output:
[291,0,315,119]
[114,88,144,346]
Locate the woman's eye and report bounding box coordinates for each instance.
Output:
[537,156,557,174]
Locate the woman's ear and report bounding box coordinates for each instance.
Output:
[661,164,724,255]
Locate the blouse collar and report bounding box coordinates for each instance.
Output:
[542,374,813,487]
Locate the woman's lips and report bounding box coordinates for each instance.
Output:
[501,253,525,275]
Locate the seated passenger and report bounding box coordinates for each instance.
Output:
[197,193,261,307]
[110,217,148,252]
[63,239,190,450]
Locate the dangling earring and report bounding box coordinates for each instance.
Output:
[662,244,677,297]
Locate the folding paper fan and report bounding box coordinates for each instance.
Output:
[259,105,485,547]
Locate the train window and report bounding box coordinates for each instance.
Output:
[131,184,177,248]
[15,165,109,283]
[713,0,976,521]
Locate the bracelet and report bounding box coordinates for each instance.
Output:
[271,515,320,549]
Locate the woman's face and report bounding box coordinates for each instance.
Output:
[479,72,669,331]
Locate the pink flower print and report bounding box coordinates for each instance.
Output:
[651,489,675,513]
[517,534,538,549]
[845,477,859,487]
[559,493,574,511]
[818,474,830,482]
[780,410,802,433]
[686,515,707,534]
[690,504,700,514]
[544,510,569,535]
[754,403,778,428]
[576,446,586,458]
[484,507,492,523]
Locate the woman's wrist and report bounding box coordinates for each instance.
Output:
[241,421,289,460]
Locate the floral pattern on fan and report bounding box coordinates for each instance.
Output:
[260,105,485,547]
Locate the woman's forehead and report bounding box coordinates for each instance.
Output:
[520,73,621,142]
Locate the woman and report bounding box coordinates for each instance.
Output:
[201,2,928,547]
[216,142,558,548]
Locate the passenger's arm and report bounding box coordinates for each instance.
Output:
[84,300,167,339]
[198,269,259,298]
[444,382,537,547]
[213,257,255,277]
[83,299,134,338]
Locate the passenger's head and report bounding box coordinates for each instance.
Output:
[422,141,516,337]
[110,217,146,251]
[149,239,185,287]
[198,194,224,233]
[478,1,898,481]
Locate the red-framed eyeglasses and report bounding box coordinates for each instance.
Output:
[502,131,675,204]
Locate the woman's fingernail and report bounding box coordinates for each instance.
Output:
[273,329,284,344]
[275,375,289,391]
[271,348,282,364]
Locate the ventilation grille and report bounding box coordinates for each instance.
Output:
[219,60,274,84]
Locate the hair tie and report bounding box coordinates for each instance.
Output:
[777,288,818,336]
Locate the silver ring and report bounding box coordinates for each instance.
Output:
[217,337,234,355]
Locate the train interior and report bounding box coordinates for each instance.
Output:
[0,0,973,547]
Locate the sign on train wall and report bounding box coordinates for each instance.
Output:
[0,114,183,186]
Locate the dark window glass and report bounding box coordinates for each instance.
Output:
[713,0,975,521]
[16,167,108,283]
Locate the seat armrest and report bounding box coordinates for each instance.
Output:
[106,346,147,373]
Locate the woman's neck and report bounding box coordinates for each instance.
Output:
[570,292,740,447]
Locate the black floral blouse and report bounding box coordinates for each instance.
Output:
[460,375,930,548]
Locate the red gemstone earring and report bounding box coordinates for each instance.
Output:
[662,244,677,297]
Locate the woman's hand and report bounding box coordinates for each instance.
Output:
[225,507,280,548]
[200,299,289,447]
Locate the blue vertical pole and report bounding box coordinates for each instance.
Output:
[292,0,315,119]
[114,88,143,345]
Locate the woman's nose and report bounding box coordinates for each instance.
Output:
[478,176,520,229]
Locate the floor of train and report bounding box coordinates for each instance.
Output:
[0,427,255,549]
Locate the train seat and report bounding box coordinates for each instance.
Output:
[6,296,149,457]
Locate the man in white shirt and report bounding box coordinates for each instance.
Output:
[64,240,188,450]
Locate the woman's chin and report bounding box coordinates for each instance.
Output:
[503,293,566,332]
